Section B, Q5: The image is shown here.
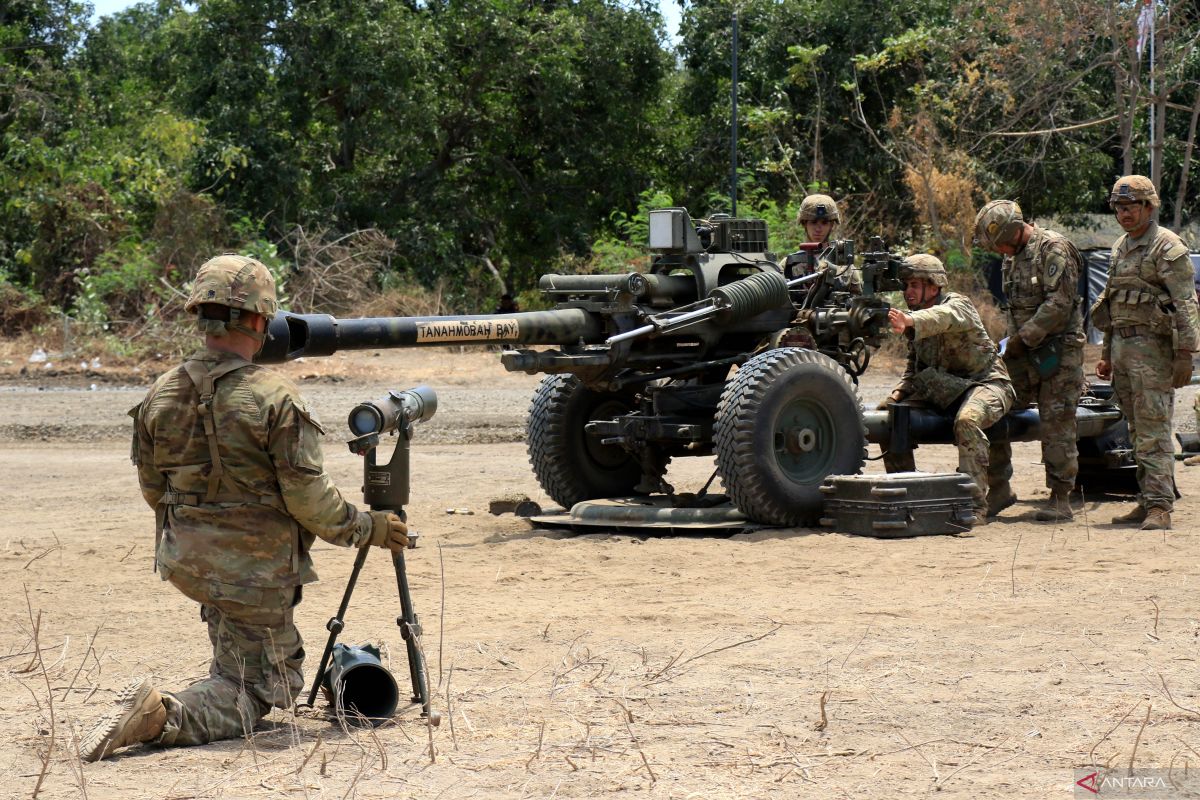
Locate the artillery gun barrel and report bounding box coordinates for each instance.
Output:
[258,309,605,364]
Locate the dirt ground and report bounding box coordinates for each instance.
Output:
[2,346,1200,799]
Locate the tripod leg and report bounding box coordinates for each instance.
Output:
[393,548,439,724]
[301,544,371,709]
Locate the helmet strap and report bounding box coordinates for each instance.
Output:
[197,308,266,345]
[228,308,267,345]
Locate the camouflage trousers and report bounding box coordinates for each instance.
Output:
[990,343,1084,495]
[884,382,1013,512]
[1111,333,1177,511]
[157,571,305,747]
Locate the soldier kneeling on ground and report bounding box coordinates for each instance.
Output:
[81,255,410,761]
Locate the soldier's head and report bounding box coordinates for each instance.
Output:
[184,254,278,353]
[973,200,1030,256]
[900,254,947,310]
[798,194,840,245]
[1109,175,1157,238]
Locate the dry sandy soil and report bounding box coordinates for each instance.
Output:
[2,345,1200,799]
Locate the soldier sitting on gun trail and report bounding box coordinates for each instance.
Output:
[880,255,1016,526]
[80,255,411,761]
[973,200,1086,522]
[1093,175,1200,531]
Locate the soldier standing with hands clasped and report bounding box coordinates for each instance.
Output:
[973,200,1086,522]
[81,255,411,761]
[1093,176,1200,531]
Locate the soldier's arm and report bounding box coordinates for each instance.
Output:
[1018,241,1079,347]
[129,403,166,509]
[1157,243,1200,352]
[910,295,976,339]
[269,398,376,548]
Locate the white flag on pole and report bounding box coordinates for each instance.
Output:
[1136,0,1154,59]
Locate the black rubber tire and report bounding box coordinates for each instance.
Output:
[526,374,641,508]
[715,348,866,526]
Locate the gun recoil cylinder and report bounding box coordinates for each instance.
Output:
[707,270,789,324]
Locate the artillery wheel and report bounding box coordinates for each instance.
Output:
[527,374,641,508]
[715,348,866,526]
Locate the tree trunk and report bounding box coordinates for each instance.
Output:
[1150,27,1166,190]
[1172,84,1200,230]
[1117,61,1135,174]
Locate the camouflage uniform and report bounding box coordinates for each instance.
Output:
[794,193,862,295]
[1094,221,1200,511]
[126,254,387,747]
[990,226,1086,497]
[884,292,1016,514]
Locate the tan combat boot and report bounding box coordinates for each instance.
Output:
[1185,454,1200,466]
[1111,505,1147,526]
[81,677,166,762]
[985,485,1017,519]
[1034,490,1074,522]
[1140,509,1171,531]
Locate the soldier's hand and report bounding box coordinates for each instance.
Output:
[1095,359,1112,381]
[1172,351,1195,389]
[887,308,913,335]
[1004,336,1027,359]
[876,390,906,411]
[369,511,410,553]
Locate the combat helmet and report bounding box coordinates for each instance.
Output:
[973,200,1025,250]
[900,254,948,288]
[798,194,840,223]
[1109,175,1159,209]
[185,254,278,341]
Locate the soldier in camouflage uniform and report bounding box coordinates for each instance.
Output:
[774,194,860,349]
[1093,175,1200,531]
[973,200,1086,522]
[881,255,1016,525]
[795,193,861,294]
[82,255,411,761]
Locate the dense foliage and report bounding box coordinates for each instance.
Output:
[1,0,1197,355]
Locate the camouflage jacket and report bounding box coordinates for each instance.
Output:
[896,292,1013,405]
[131,348,375,593]
[1099,222,1200,359]
[1002,226,1085,348]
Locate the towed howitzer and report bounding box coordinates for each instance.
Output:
[259,208,901,526]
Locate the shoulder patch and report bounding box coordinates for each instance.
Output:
[1164,241,1188,262]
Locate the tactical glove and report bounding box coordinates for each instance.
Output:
[369,511,410,553]
[1172,351,1194,389]
[876,390,906,411]
[1004,336,1027,359]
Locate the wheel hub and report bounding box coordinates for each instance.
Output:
[773,399,837,482]
[785,427,818,453]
